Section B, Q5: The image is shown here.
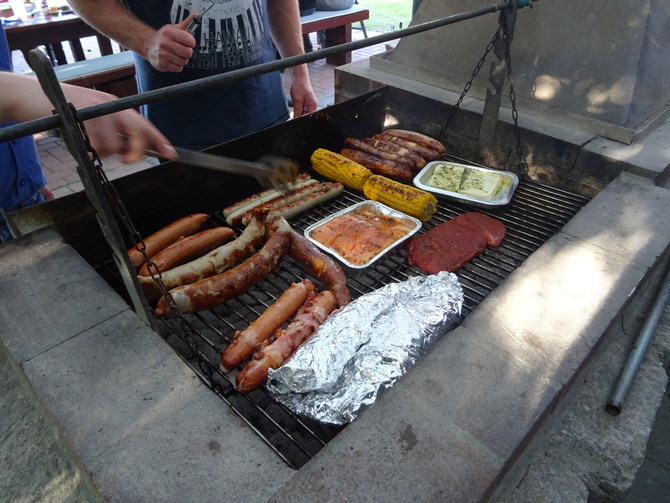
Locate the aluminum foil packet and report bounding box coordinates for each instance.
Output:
[266,271,463,425]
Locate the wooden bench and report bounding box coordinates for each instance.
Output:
[301,5,370,66]
[32,50,138,99]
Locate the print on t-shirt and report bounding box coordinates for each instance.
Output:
[170,0,268,70]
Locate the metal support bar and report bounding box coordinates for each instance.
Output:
[606,262,670,415]
[0,0,513,143]
[28,49,156,327]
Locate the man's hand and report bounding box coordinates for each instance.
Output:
[145,14,198,72]
[289,78,318,117]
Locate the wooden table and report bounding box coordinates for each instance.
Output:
[4,12,113,67]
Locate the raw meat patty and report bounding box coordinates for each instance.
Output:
[407,212,506,274]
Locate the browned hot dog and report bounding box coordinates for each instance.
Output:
[226,178,319,226]
[382,128,447,155]
[138,214,266,298]
[223,173,312,219]
[344,137,426,173]
[219,278,317,373]
[266,182,343,222]
[235,179,323,227]
[138,226,236,276]
[340,148,413,183]
[283,220,351,307]
[375,133,443,161]
[235,290,338,393]
[154,218,293,317]
[127,213,208,271]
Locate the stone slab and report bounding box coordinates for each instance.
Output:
[561,172,670,269]
[0,337,104,503]
[0,228,127,363]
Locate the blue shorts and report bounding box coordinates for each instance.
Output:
[0,190,46,243]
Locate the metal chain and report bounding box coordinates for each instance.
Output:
[501,11,529,178]
[437,23,503,142]
[69,104,198,350]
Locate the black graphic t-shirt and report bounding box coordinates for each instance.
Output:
[126,0,288,149]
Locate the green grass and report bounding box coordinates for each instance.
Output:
[360,0,415,34]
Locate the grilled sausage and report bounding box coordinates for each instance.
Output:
[219,278,317,373]
[283,220,351,307]
[235,290,337,393]
[153,218,293,317]
[374,133,443,161]
[127,213,208,271]
[138,227,236,276]
[266,182,343,222]
[382,128,447,155]
[344,137,426,173]
[225,177,319,226]
[223,173,312,219]
[139,214,266,298]
[340,148,413,183]
[235,179,325,227]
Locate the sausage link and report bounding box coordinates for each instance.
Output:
[266,182,343,222]
[375,133,443,161]
[138,227,236,276]
[128,213,208,271]
[223,173,312,219]
[139,214,265,298]
[382,128,447,155]
[219,278,316,373]
[154,219,292,317]
[235,290,337,393]
[340,148,413,183]
[283,219,351,307]
[344,138,418,171]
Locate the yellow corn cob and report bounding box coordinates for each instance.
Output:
[310,148,373,191]
[363,175,438,222]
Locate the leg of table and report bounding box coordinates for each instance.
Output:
[68,39,86,61]
[96,34,113,56]
[324,25,353,66]
[50,42,68,65]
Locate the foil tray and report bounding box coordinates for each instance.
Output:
[413,161,519,207]
[304,200,422,270]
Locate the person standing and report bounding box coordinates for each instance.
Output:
[68,0,319,151]
[0,24,51,242]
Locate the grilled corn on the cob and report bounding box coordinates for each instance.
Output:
[363,175,438,222]
[310,148,373,191]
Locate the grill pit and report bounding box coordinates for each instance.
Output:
[3,86,670,502]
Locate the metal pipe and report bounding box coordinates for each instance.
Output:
[606,262,670,415]
[0,0,510,143]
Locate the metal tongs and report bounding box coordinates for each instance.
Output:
[147,146,300,192]
[186,3,216,34]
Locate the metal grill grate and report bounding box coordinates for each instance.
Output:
[96,176,590,470]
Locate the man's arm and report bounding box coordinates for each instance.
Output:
[68,0,196,72]
[268,0,318,117]
[0,73,176,162]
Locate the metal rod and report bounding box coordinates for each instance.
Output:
[27,49,156,327]
[606,262,670,415]
[0,0,510,143]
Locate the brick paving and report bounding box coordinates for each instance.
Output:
[11,31,393,199]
